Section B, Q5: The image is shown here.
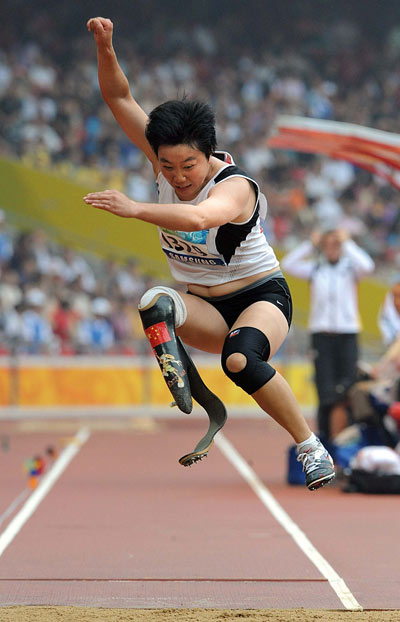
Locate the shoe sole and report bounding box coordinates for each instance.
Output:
[179,441,213,467]
[308,472,336,491]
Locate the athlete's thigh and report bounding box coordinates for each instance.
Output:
[176,292,229,354]
[231,301,289,358]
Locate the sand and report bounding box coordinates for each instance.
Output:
[1,608,400,621]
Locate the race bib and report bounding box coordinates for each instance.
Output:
[160,228,225,266]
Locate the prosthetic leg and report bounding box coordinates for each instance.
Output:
[176,336,227,466]
[139,293,193,414]
[139,293,227,466]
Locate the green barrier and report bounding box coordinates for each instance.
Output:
[0,157,387,339]
[0,157,168,277]
[283,272,386,342]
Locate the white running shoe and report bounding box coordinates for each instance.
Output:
[297,439,335,491]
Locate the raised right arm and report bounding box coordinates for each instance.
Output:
[87,17,158,173]
[281,240,316,280]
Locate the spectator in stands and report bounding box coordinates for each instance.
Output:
[281,228,375,442]
[0,299,21,353]
[67,275,92,320]
[20,287,56,354]
[378,276,400,347]
[110,297,137,354]
[58,248,97,293]
[115,258,146,301]
[51,297,79,354]
[0,209,13,264]
[76,296,115,353]
[29,229,54,275]
[0,268,22,311]
[1,1,400,272]
[372,277,400,382]
[1,1,400,358]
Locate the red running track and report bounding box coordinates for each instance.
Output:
[0,415,399,610]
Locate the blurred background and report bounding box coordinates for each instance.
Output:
[1,0,400,412]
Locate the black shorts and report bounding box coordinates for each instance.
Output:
[187,275,292,329]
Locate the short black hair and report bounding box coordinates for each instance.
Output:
[145,99,217,159]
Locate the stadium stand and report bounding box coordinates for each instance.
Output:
[1,0,400,355]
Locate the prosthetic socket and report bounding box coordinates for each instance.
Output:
[139,293,193,414]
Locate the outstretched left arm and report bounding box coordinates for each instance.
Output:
[83,177,254,231]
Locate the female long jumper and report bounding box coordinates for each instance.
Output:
[84,17,335,490]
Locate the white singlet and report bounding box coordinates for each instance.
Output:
[156,151,279,286]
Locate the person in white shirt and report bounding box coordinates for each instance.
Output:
[282,228,375,443]
[378,277,400,347]
[373,277,400,381]
[82,17,336,490]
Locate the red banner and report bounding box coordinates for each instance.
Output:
[267,116,400,190]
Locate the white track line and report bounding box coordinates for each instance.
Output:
[0,489,30,529]
[0,426,90,558]
[215,432,363,612]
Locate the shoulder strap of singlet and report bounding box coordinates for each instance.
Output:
[214,165,252,184]
[214,165,259,199]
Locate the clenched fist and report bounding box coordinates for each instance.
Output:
[87,17,114,48]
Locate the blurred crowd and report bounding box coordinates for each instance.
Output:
[1,2,400,353]
[0,209,161,355]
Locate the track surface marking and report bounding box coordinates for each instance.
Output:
[215,432,362,611]
[0,426,90,558]
[0,489,30,529]
[0,418,399,610]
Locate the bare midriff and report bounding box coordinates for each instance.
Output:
[187,266,281,298]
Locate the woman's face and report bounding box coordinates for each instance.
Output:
[158,144,212,201]
[321,232,342,263]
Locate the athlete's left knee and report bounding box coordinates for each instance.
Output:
[221,326,276,394]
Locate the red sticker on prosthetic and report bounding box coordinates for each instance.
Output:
[145,321,172,347]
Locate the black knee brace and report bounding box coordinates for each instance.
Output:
[221,327,276,394]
